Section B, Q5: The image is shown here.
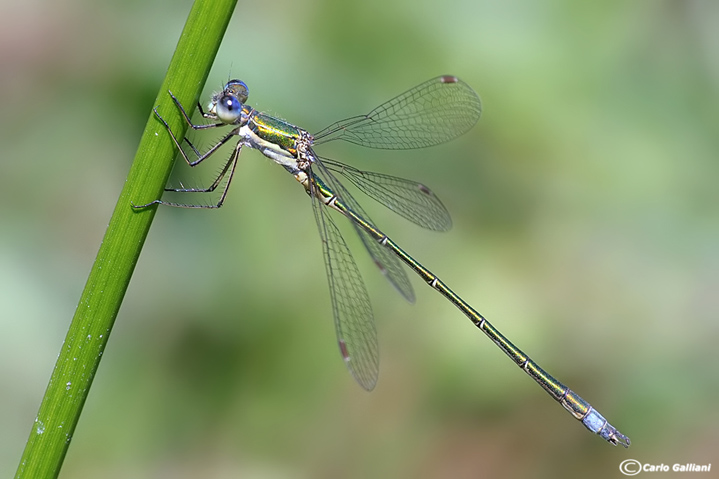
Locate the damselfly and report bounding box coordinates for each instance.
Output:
[135,76,629,447]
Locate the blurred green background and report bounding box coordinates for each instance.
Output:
[2,0,718,477]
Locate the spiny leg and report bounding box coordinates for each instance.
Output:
[165,143,244,194]
[133,144,242,209]
[153,106,236,167]
[167,90,224,131]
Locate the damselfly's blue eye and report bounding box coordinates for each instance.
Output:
[225,80,249,104]
[216,95,242,123]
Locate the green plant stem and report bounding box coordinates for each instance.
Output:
[15,1,237,477]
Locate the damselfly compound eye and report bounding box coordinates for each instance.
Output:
[216,95,242,123]
[225,80,249,104]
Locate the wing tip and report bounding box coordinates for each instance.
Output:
[339,339,379,391]
[439,75,460,84]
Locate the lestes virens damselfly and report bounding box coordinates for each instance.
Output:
[135,75,630,447]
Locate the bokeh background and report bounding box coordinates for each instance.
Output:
[2,0,718,477]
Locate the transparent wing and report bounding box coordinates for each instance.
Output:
[322,158,452,231]
[313,75,481,150]
[313,159,415,303]
[311,187,379,390]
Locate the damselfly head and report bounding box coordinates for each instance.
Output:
[208,80,249,124]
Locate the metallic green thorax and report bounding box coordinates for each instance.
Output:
[248,111,303,156]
